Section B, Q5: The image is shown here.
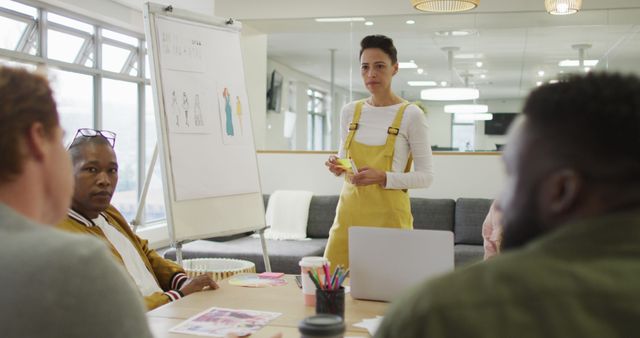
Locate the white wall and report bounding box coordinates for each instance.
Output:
[257,152,505,199]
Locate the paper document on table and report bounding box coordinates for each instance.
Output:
[170,307,281,337]
[354,316,384,336]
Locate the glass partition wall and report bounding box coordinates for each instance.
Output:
[245,7,640,151]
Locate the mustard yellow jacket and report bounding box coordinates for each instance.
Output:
[57,205,187,310]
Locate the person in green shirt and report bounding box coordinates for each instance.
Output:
[376,72,640,338]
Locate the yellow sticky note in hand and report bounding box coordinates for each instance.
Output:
[337,158,358,174]
[336,158,351,170]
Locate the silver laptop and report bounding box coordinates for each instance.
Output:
[348,226,454,302]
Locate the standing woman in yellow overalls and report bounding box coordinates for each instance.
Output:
[324,35,434,269]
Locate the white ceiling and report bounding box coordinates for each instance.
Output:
[214,0,640,102]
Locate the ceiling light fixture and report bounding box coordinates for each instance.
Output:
[455,113,493,121]
[411,0,480,13]
[408,81,437,87]
[454,53,483,59]
[559,44,597,68]
[444,104,488,114]
[559,59,598,67]
[314,17,365,22]
[421,47,480,101]
[399,61,418,69]
[422,88,479,101]
[364,21,374,26]
[417,68,424,74]
[545,0,582,15]
[435,30,476,37]
[406,20,416,24]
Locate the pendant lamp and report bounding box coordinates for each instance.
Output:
[545,0,582,15]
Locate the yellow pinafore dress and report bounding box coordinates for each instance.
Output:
[324,101,414,269]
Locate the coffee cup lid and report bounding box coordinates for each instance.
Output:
[298,314,345,336]
[299,256,328,267]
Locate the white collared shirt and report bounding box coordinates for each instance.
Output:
[93,215,163,296]
[338,101,434,190]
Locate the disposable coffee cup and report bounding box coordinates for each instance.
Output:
[298,314,345,338]
[299,256,329,306]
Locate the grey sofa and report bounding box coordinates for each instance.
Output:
[164,196,493,274]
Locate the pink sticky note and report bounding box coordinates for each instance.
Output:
[259,272,284,278]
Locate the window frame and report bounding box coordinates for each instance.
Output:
[0,0,162,232]
[306,87,327,151]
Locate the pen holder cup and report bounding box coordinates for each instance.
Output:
[315,287,345,319]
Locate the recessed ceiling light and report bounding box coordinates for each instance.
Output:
[406,20,416,25]
[364,21,374,26]
[537,70,545,77]
[399,61,418,69]
[475,61,483,68]
[417,68,424,74]
[408,81,437,86]
[558,59,598,67]
[480,74,486,79]
[536,81,543,86]
[440,81,448,87]
[314,17,365,22]
[549,79,559,84]
[584,67,591,72]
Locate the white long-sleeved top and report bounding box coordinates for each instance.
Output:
[93,215,163,297]
[337,101,434,190]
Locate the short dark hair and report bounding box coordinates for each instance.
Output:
[68,136,113,166]
[0,66,59,183]
[523,72,640,182]
[359,35,398,64]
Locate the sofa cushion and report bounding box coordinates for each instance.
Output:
[411,198,455,231]
[306,195,339,238]
[454,244,484,267]
[454,198,493,245]
[164,237,327,274]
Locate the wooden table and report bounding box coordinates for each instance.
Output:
[147,275,388,337]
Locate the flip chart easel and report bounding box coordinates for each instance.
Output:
[143,2,271,271]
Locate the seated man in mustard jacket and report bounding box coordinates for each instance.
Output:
[58,129,218,310]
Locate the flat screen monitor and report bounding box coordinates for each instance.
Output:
[266,70,283,112]
[484,113,518,135]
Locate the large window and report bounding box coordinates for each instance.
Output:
[0,0,163,226]
[307,88,326,150]
[48,69,93,145]
[451,115,476,152]
[102,78,139,218]
[0,0,37,54]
